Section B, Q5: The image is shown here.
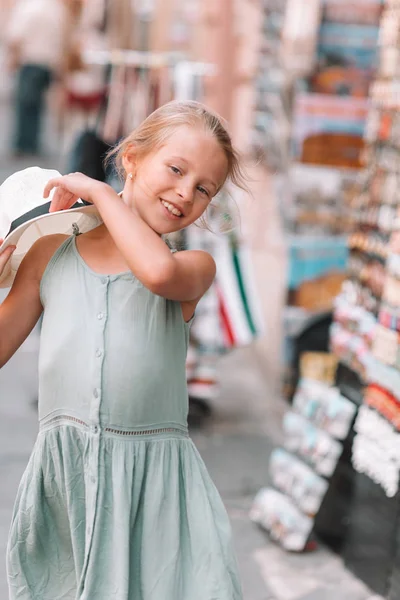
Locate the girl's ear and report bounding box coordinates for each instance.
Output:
[122,147,136,176]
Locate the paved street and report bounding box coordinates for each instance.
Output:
[0,70,383,599]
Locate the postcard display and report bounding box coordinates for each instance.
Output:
[251,1,290,176]
[335,2,400,597]
[252,2,400,596]
[250,374,357,551]
[290,0,381,231]
[285,0,382,311]
[280,1,383,399]
[250,0,394,559]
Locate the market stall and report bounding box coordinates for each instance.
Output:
[250,2,400,597]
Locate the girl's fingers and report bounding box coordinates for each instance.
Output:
[0,244,16,272]
[0,239,14,254]
[43,177,62,199]
[49,187,63,212]
[49,188,78,213]
[44,175,85,211]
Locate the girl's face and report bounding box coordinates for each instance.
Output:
[122,125,229,235]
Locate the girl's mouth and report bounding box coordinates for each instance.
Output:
[160,199,184,219]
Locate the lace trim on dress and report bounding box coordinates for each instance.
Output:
[41,414,88,428]
[39,414,189,438]
[104,426,188,437]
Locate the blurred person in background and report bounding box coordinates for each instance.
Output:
[4,0,81,157]
[61,0,109,157]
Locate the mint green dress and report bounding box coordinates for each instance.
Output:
[7,235,242,600]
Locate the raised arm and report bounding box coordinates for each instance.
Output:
[0,235,66,368]
[89,182,216,300]
[43,175,216,302]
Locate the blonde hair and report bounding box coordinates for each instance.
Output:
[106,100,248,195]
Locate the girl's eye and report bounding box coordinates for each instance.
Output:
[170,166,181,175]
[197,186,209,197]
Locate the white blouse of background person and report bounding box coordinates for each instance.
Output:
[5,0,68,73]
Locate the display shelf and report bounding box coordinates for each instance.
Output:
[251,366,358,552]
[326,2,400,596]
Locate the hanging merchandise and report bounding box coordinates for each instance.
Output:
[183,191,264,405]
[350,220,400,501]
[304,2,400,597]
[290,0,381,172]
[329,0,400,500]
[281,0,322,78]
[79,49,214,145]
[64,51,207,178]
[288,165,356,236]
[281,0,382,400]
[67,124,111,182]
[102,62,129,143]
[250,3,400,595]
[66,69,111,180]
[251,0,291,172]
[188,191,264,352]
[292,95,369,169]
[290,8,380,171]
[133,0,155,20]
[173,61,203,103]
[105,0,135,50]
[58,0,109,157]
[323,0,383,26]
[352,394,400,498]
[309,10,380,97]
[214,231,264,349]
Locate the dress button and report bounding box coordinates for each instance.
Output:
[93,388,99,399]
[92,425,99,434]
[101,277,108,284]
[96,348,103,358]
[97,312,104,320]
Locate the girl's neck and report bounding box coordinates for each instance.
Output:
[85,223,111,241]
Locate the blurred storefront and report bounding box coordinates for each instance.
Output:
[251,2,400,599]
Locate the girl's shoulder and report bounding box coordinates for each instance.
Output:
[23,234,70,286]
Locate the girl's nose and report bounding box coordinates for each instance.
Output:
[177,185,195,204]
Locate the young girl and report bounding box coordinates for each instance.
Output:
[1,101,244,600]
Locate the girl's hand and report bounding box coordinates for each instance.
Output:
[0,240,16,276]
[43,172,104,212]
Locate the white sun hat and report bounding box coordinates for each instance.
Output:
[0,166,102,288]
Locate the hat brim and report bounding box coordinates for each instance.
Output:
[0,203,102,288]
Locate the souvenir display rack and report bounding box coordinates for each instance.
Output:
[279,0,382,398]
[251,4,400,596]
[330,2,400,596]
[250,352,357,552]
[251,0,290,173]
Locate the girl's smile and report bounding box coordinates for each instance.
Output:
[160,198,185,218]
